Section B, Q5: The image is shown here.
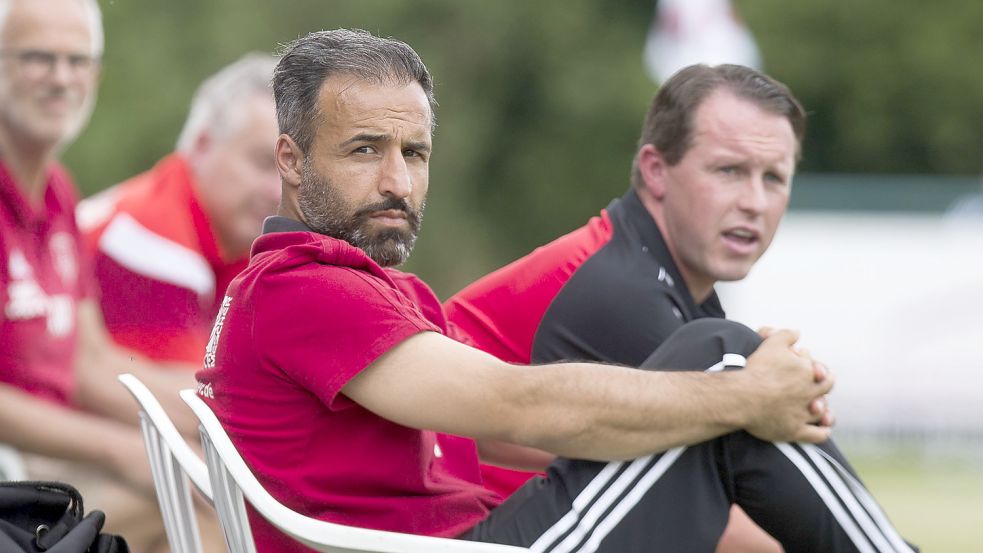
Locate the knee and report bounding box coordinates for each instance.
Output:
[641,319,763,371]
[675,319,762,352]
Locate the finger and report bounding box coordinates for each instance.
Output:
[794,424,832,444]
[793,346,811,359]
[809,397,826,417]
[815,371,835,395]
[757,326,775,338]
[764,328,800,348]
[812,360,828,382]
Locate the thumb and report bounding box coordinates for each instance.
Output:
[793,425,832,445]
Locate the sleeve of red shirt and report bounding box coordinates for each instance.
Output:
[252,263,440,411]
[385,269,449,332]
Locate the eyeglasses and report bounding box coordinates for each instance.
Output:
[0,49,100,80]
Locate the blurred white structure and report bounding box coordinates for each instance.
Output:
[717,212,983,449]
[644,0,763,84]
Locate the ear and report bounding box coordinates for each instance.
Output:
[636,144,669,201]
[275,134,304,188]
[189,131,212,159]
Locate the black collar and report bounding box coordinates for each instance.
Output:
[612,189,724,319]
[262,216,313,234]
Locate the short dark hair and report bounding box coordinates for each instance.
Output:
[273,28,436,156]
[631,64,806,189]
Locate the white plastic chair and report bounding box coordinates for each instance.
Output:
[118,374,213,553]
[180,389,529,553]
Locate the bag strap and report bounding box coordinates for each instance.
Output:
[0,481,84,517]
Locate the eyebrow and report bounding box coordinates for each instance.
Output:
[339,133,386,148]
[403,140,432,153]
[340,133,431,153]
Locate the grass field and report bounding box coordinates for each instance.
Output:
[849,450,982,551]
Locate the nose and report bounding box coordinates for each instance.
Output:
[736,176,768,215]
[377,149,412,200]
[48,57,77,87]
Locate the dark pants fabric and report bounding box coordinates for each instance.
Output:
[462,319,916,553]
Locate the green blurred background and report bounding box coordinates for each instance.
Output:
[69,0,983,296]
[65,3,982,549]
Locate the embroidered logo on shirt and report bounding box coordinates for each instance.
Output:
[203,295,232,369]
[196,381,215,399]
[3,248,75,337]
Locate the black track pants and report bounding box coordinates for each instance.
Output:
[462,319,916,553]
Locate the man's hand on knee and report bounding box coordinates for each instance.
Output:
[738,329,835,444]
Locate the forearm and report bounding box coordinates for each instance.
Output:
[346,330,829,463]
[74,345,199,436]
[0,383,140,468]
[497,363,747,460]
[487,331,831,459]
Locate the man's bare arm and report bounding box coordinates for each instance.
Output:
[73,299,199,437]
[343,329,833,461]
[0,382,153,493]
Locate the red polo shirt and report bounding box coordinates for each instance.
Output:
[196,225,499,551]
[0,160,89,405]
[78,154,248,364]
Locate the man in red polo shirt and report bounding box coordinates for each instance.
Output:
[78,53,279,366]
[0,1,207,550]
[197,29,915,552]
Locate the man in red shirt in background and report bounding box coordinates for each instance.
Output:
[78,53,279,365]
[0,1,219,550]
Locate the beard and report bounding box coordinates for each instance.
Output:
[297,160,425,267]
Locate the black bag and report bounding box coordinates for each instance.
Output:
[0,481,129,553]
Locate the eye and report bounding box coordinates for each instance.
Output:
[353,145,376,154]
[68,54,95,70]
[403,148,430,162]
[717,166,739,176]
[764,172,786,185]
[20,50,55,66]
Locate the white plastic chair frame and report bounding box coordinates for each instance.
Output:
[118,374,213,553]
[180,389,529,553]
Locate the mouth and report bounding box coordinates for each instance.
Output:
[721,228,760,254]
[368,210,409,226]
[39,92,78,110]
[36,105,82,124]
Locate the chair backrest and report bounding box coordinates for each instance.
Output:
[180,389,529,553]
[118,374,213,553]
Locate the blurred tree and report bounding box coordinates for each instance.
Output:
[739,0,983,174]
[61,0,983,295]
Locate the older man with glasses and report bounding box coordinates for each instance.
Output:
[0,1,217,551]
